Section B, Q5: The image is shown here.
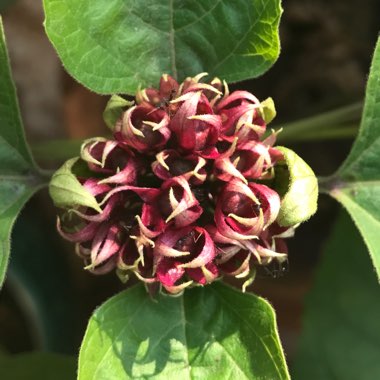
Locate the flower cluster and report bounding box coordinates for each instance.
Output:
[56,73,296,294]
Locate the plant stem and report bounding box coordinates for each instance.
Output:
[317,175,340,194]
[277,125,358,143]
[275,102,362,142]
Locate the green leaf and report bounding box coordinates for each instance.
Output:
[49,157,102,212]
[103,95,133,130]
[0,18,46,289]
[78,282,290,380]
[274,146,318,226]
[0,352,76,380]
[43,0,282,94]
[0,21,35,171]
[321,37,380,279]
[293,210,380,380]
[0,185,43,286]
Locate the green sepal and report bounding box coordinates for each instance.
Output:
[274,146,318,226]
[260,97,276,124]
[103,95,133,131]
[49,157,101,212]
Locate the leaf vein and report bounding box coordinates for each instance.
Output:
[210,287,285,379]
[174,0,223,33]
[211,0,270,74]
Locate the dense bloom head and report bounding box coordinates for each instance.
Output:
[51,73,308,295]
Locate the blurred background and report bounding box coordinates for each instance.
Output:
[0,0,379,366]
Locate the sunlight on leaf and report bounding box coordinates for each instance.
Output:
[78,282,290,380]
[43,0,282,94]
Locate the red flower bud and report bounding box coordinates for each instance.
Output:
[87,222,124,269]
[215,180,280,240]
[154,226,216,293]
[136,203,166,240]
[136,74,179,110]
[254,223,294,264]
[156,176,203,228]
[115,103,171,153]
[214,142,282,182]
[155,259,187,294]
[152,149,207,184]
[81,139,139,185]
[117,237,156,284]
[170,91,221,155]
[217,249,252,278]
[217,91,266,143]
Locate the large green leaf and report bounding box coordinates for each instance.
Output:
[321,37,380,279]
[0,352,76,380]
[293,210,380,380]
[43,0,282,94]
[78,282,289,380]
[0,18,46,288]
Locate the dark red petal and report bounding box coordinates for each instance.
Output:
[156,258,185,286]
[82,178,111,197]
[57,218,99,243]
[90,223,122,267]
[179,227,216,269]
[216,90,260,111]
[116,104,171,152]
[186,262,219,285]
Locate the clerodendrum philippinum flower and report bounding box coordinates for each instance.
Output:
[50,73,318,294]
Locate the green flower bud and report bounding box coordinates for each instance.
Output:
[274,146,318,226]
